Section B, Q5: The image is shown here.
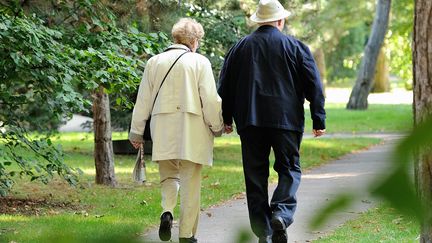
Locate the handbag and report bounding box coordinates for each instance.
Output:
[143,50,189,141]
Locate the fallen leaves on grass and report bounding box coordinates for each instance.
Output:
[0,197,83,216]
[210,181,220,188]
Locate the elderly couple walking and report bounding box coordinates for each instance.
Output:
[129,1,326,242]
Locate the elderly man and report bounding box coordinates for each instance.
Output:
[218,0,326,242]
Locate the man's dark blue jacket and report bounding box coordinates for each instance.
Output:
[217,25,326,133]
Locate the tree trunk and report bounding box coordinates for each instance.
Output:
[346,0,391,109]
[372,46,390,93]
[93,86,117,187]
[313,48,327,96]
[413,0,432,241]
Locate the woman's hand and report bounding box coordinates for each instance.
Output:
[130,141,142,149]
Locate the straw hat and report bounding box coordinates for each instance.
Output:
[250,0,291,23]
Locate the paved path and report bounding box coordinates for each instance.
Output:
[142,135,401,243]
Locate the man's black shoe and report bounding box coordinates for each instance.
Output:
[158,211,173,241]
[179,236,198,243]
[271,216,288,243]
[258,235,272,243]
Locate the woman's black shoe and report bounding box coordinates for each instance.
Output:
[158,212,173,241]
[179,236,198,243]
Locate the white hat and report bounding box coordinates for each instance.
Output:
[250,0,291,23]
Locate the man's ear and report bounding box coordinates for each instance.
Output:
[277,19,284,30]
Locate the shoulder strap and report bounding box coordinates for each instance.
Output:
[149,51,189,117]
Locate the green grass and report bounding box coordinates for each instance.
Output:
[316,204,419,243]
[305,104,413,133]
[0,103,413,242]
[0,134,381,243]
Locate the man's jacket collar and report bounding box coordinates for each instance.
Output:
[256,25,280,33]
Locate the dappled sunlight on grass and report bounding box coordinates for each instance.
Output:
[79,168,124,175]
[305,104,412,133]
[214,135,242,146]
[0,215,30,222]
[79,166,159,176]
[301,139,374,150]
[51,132,129,141]
[206,165,243,173]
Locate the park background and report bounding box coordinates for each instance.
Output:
[1,0,431,242]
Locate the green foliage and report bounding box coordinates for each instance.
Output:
[183,2,249,75]
[0,12,86,195]
[326,24,369,85]
[47,0,170,109]
[0,126,83,197]
[0,4,170,193]
[388,0,414,89]
[0,12,89,130]
[52,0,170,129]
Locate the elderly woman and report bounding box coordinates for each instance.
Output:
[129,18,223,243]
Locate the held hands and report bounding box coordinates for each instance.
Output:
[224,124,233,134]
[313,129,326,137]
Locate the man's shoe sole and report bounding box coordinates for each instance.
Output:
[271,217,288,243]
[270,217,286,231]
[272,232,288,243]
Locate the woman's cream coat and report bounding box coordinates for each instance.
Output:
[129,44,223,166]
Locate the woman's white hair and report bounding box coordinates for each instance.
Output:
[171,18,204,49]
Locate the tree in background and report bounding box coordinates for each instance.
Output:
[283,0,373,88]
[0,1,169,190]
[346,0,392,110]
[372,46,390,92]
[413,0,432,240]
[42,1,169,186]
[146,0,180,31]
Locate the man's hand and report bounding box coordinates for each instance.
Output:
[313,129,326,137]
[130,141,142,149]
[224,124,233,134]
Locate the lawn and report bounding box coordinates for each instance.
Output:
[0,103,414,242]
[0,133,381,243]
[316,205,419,243]
[305,104,412,133]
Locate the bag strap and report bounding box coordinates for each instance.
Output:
[149,50,189,118]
